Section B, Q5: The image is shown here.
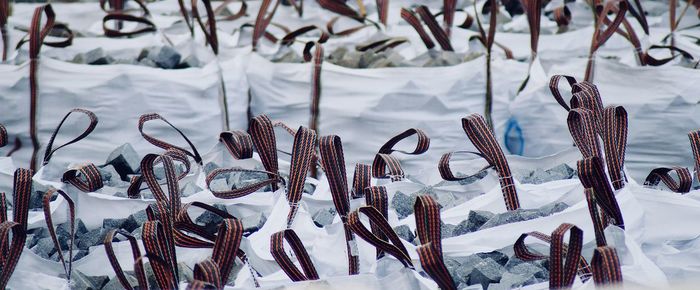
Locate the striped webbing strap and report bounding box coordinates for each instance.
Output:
[206,168,281,199]
[514,230,592,282]
[438,151,491,181]
[591,246,623,285]
[192,0,219,55]
[601,106,628,190]
[348,206,413,268]
[249,115,280,191]
[414,195,456,290]
[138,113,203,165]
[42,189,76,281]
[577,157,625,247]
[251,0,281,50]
[142,220,179,289]
[0,168,33,288]
[193,259,222,289]
[219,130,254,159]
[644,167,692,193]
[401,6,453,51]
[462,114,520,210]
[688,130,700,182]
[364,186,389,258]
[270,229,319,281]
[285,126,317,227]
[351,163,371,199]
[318,135,359,275]
[104,229,148,290]
[101,0,156,37]
[43,108,98,166]
[372,128,430,181]
[62,163,104,193]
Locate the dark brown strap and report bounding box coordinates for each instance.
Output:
[103,14,157,37]
[514,230,592,282]
[348,206,413,268]
[591,246,623,285]
[0,124,6,148]
[644,167,692,193]
[553,5,572,29]
[193,259,222,290]
[28,4,57,170]
[462,114,520,211]
[192,0,219,55]
[303,41,324,142]
[206,168,281,199]
[0,221,26,288]
[142,220,179,288]
[141,153,182,212]
[42,108,98,166]
[585,0,628,81]
[364,186,388,258]
[174,201,235,247]
[317,0,364,22]
[355,37,409,53]
[415,6,453,51]
[549,223,584,288]
[212,219,243,286]
[372,128,430,181]
[249,115,280,190]
[252,0,281,50]
[577,156,625,246]
[567,108,602,159]
[549,75,579,112]
[104,229,148,290]
[0,0,8,61]
[442,0,456,38]
[12,168,32,232]
[145,203,180,272]
[139,113,202,165]
[401,8,435,50]
[270,229,319,281]
[688,130,700,182]
[414,195,456,290]
[213,0,248,21]
[61,163,104,193]
[351,163,371,199]
[319,135,359,275]
[326,17,373,37]
[601,106,628,190]
[286,126,317,227]
[187,280,218,290]
[42,188,75,281]
[521,0,542,59]
[220,130,254,159]
[376,0,388,25]
[438,151,491,181]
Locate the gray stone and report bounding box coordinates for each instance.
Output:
[98,165,128,187]
[78,228,106,250]
[312,208,336,227]
[106,143,140,180]
[242,212,267,233]
[272,50,304,63]
[131,226,143,240]
[538,202,569,217]
[196,204,227,236]
[303,182,316,195]
[181,182,202,197]
[448,255,484,284]
[458,170,489,185]
[393,225,414,242]
[114,191,128,198]
[103,218,127,230]
[56,219,88,240]
[143,262,159,288]
[121,215,140,232]
[520,164,576,184]
[479,209,544,231]
[336,50,362,68]
[179,54,201,68]
[358,51,385,68]
[69,270,109,290]
[29,181,51,209]
[391,191,417,219]
[102,274,138,290]
[204,162,220,175]
[129,210,149,226]
[138,58,158,68]
[28,227,49,248]
[476,251,509,266]
[489,272,538,290]
[510,261,549,281]
[209,178,230,192]
[453,210,495,236]
[467,258,505,288]
[151,46,182,69]
[73,250,89,261]
[33,237,56,259]
[441,222,457,239]
[328,47,348,62]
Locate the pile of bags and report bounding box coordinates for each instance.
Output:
[0,0,699,289]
